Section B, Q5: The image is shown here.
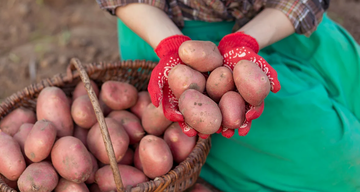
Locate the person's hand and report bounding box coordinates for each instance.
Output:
[217,32,281,136]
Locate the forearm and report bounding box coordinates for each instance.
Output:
[116,4,182,49]
[238,8,295,50]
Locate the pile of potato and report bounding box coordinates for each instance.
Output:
[0,80,197,192]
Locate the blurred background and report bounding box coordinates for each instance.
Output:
[0,0,359,101]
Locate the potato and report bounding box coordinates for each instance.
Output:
[0,107,36,136]
[100,81,138,110]
[118,148,134,165]
[95,164,148,192]
[73,125,89,148]
[55,178,89,192]
[206,66,235,102]
[17,161,58,192]
[219,91,246,129]
[88,184,101,192]
[87,118,129,164]
[179,89,222,134]
[108,110,145,144]
[178,40,223,72]
[24,120,57,163]
[71,95,98,129]
[72,80,99,101]
[139,135,173,179]
[99,99,113,116]
[233,60,270,106]
[36,87,74,137]
[85,153,98,184]
[141,103,172,136]
[133,146,143,171]
[164,122,196,163]
[0,132,26,181]
[0,173,18,190]
[13,123,33,151]
[51,136,93,183]
[168,65,206,98]
[130,91,151,119]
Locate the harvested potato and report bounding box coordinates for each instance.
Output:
[130,91,152,119]
[206,66,235,102]
[100,81,138,110]
[164,122,196,163]
[168,64,206,98]
[17,162,58,192]
[96,164,148,192]
[0,132,26,181]
[133,146,143,171]
[13,123,33,152]
[219,91,246,129]
[24,120,57,163]
[178,40,223,72]
[85,153,99,184]
[87,118,129,164]
[179,89,222,134]
[36,87,74,137]
[118,148,134,165]
[71,95,98,129]
[51,136,93,183]
[141,103,172,136]
[72,80,99,101]
[55,178,89,192]
[0,171,18,190]
[73,125,89,148]
[233,60,270,106]
[0,107,36,136]
[139,135,173,179]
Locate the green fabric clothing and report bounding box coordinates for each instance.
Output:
[117,14,360,191]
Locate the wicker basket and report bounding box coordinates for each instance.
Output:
[0,58,211,192]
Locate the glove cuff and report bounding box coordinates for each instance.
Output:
[155,35,191,58]
[218,32,259,54]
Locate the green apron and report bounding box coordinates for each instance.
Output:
[117,14,360,191]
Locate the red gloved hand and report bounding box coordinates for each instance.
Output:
[217,32,281,137]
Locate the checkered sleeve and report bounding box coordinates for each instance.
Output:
[266,0,330,36]
[95,0,167,15]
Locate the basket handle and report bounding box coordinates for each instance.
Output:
[67,58,125,192]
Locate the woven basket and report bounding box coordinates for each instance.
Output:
[0,58,211,192]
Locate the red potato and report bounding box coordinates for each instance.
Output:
[141,103,172,136]
[0,174,18,190]
[87,118,129,164]
[73,125,89,148]
[100,81,138,110]
[0,107,36,136]
[168,64,206,98]
[108,110,145,144]
[36,87,74,137]
[206,66,235,102]
[89,184,101,192]
[118,148,134,165]
[179,89,222,134]
[178,40,223,72]
[130,91,152,119]
[139,135,173,179]
[233,60,270,106]
[133,146,143,171]
[51,136,93,183]
[17,161,58,192]
[71,95,98,129]
[164,122,196,163]
[85,153,99,184]
[219,91,246,129]
[13,123,33,151]
[72,80,100,101]
[24,120,57,163]
[95,164,148,192]
[0,132,26,181]
[55,178,89,192]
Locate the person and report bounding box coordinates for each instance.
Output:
[96,0,360,191]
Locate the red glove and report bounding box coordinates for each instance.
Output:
[217,32,281,137]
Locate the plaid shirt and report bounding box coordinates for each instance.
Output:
[96,0,330,36]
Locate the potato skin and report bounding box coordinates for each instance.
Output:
[118,148,134,165]
[51,136,93,183]
[85,153,99,184]
[139,135,173,179]
[141,103,172,136]
[133,146,143,171]
[71,95,98,129]
[36,87,74,137]
[108,110,145,144]
[178,40,223,72]
[168,64,206,98]
[17,161,59,192]
[13,123,33,151]
[219,91,246,129]
[55,178,89,192]
[206,66,235,102]
[164,122,196,163]
[130,91,152,119]
[179,89,222,134]
[24,120,57,163]
[73,125,89,148]
[233,60,270,106]
[72,80,99,101]
[0,107,36,136]
[87,118,129,164]
[100,81,138,110]
[96,164,148,192]
[0,131,26,181]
